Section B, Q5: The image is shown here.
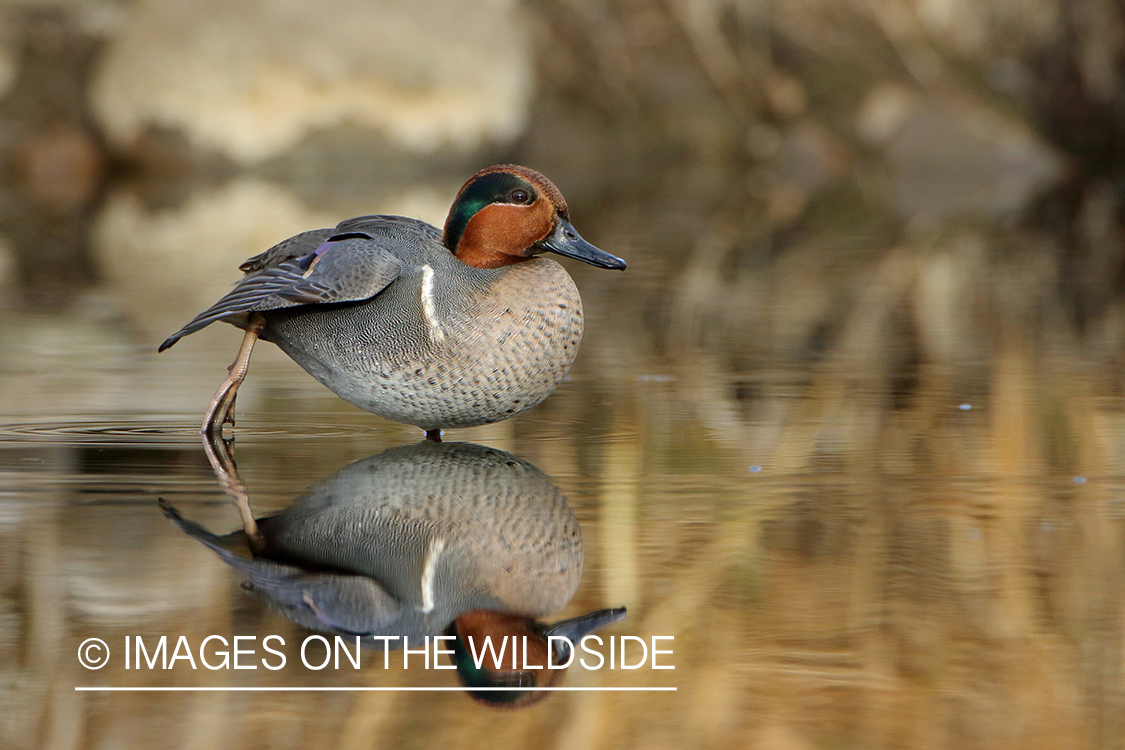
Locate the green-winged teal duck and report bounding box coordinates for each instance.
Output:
[159,165,626,437]
[161,440,626,707]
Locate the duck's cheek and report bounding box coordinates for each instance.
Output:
[466,202,553,254]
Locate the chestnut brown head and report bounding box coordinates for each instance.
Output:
[442,165,626,271]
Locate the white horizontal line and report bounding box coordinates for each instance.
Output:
[75,686,675,692]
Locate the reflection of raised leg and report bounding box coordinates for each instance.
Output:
[201,313,266,437]
[202,429,264,553]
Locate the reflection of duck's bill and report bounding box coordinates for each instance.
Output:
[544,607,628,638]
[448,607,628,709]
[542,607,628,662]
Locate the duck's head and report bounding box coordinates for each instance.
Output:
[445,606,627,708]
[443,164,626,271]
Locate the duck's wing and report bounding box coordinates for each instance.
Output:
[235,228,335,273]
[333,214,443,243]
[160,501,402,636]
[158,217,432,352]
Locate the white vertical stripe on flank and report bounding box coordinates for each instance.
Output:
[420,265,445,342]
[420,537,445,613]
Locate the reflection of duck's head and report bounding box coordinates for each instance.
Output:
[446,607,627,708]
[162,440,627,703]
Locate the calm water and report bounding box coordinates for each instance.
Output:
[4,266,1124,748]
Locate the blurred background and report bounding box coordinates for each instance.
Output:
[1,0,1124,748]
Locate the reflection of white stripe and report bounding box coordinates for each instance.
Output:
[420,265,445,342]
[420,537,445,613]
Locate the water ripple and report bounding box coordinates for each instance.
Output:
[0,417,386,446]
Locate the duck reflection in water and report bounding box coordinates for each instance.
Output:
[160,437,626,707]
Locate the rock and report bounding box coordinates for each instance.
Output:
[911,0,1059,63]
[90,0,532,164]
[92,178,339,338]
[857,84,1063,219]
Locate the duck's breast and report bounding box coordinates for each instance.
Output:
[264,253,584,428]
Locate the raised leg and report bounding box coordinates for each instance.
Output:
[201,313,266,437]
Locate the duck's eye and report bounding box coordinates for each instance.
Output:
[508,189,530,204]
